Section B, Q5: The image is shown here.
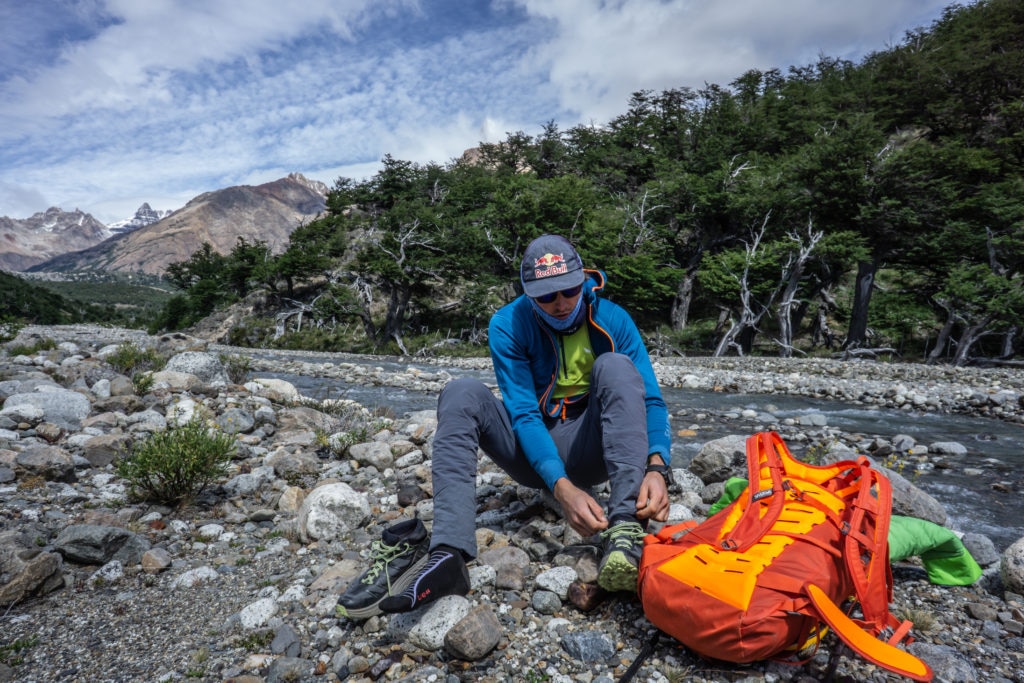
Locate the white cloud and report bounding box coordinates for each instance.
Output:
[509,0,952,123]
[0,0,964,224]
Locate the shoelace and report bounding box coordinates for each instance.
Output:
[599,522,645,550]
[360,540,411,587]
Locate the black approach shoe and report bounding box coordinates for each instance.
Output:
[597,520,645,593]
[336,518,429,619]
[378,545,470,613]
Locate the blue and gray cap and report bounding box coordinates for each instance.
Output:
[520,234,585,298]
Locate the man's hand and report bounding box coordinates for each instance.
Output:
[553,478,609,537]
[636,469,670,523]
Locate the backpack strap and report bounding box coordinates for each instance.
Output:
[615,630,662,683]
[720,432,788,552]
[843,457,896,630]
[806,583,933,682]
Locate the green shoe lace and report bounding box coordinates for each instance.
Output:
[599,521,645,551]
[360,540,412,590]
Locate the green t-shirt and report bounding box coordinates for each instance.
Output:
[552,325,595,400]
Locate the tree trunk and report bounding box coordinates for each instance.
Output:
[713,318,740,356]
[810,289,838,349]
[382,285,412,345]
[952,322,987,367]
[844,258,878,349]
[775,223,821,358]
[1000,326,1019,359]
[926,313,955,364]
[670,273,695,330]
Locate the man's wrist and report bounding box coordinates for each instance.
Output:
[646,453,665,467]
[644,460,673,486]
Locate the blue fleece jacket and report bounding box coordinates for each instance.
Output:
[487,270,672,490]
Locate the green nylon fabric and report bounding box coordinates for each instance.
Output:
[705,477,982,586]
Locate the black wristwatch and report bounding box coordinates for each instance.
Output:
[645,462,674,487]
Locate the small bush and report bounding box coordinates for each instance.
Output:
[132,371,155,395]
[106,341,166,375]
[7,337,57,357]
[0,636,38,666]
[116,418,235,506]
[219,353,253,384]
[0,319,23,344]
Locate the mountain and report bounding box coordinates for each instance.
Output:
[0,207,109,271]
[106,203,173,235]
[28,173,329,276]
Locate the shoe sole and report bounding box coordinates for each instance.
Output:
[598,550,638,593]
[336,553,430,619]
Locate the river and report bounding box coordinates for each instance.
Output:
[249,353,1024,552]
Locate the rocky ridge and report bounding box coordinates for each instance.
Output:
[1,325,1023,683]
[26,173,327,276]
[0,208,109,272]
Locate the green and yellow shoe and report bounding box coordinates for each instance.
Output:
[597,521,645,593]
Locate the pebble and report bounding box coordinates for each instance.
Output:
[0,324,1022,682]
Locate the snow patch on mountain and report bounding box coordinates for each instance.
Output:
[106,203,174,235]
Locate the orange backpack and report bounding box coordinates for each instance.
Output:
[637,431,933,681]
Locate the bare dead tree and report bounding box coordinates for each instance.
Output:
[713,215,776,357]
[927,228,1017,366]
[427,178,449,205]
[483,227,520,270]
[618,190,666,254]
[775,220,823,357]
[722,155,754,191]
[373,219,448,349]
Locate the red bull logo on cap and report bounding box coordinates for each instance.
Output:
[533,252,567,278]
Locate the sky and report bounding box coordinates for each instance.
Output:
[0,0,961,225]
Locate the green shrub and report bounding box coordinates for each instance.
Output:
[219,353,253,384]
[132,371,155,395]
[0,319,24,344]
[0,636,38,666]
[116,418,235,505]
[7,337,57,357]
[107,341,166,374]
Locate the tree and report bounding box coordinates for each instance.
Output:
[775,222,824,357]
[224,237,274,298]
[700,217,780,356]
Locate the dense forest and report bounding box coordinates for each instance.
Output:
[0,270,171,332]
[10,1,1022,366]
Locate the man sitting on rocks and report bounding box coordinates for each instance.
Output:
[337,234,673,618]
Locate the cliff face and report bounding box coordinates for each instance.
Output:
[28,173,328,276]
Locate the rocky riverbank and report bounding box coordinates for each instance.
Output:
[1,325,1023,683]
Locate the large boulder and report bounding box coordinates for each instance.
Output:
[15,445,76,482]
[0,531,64,607]
[80,433,133,468]
[1001,535,1024,594]
[688,435,747,484]
[876,462,947,526]
[245,378,300,403]
[296,482,369,543]
[53,525,151,565]
[1,389,92,430]
[162,351,227,385]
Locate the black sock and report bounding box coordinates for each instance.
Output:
[379,544,469,613]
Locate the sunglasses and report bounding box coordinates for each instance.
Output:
[533,284,582,304]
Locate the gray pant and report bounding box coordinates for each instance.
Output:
[430,352,649,558]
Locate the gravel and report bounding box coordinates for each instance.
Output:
[1,324,1022,683]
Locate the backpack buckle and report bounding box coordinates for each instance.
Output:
[783,479,805,501]
[720,538,738,550]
